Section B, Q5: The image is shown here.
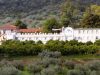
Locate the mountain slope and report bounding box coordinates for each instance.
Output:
[0,0,65,18]
[0,0,99,18]
[0,0,99,27]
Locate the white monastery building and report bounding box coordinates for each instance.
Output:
[0,23,100,44]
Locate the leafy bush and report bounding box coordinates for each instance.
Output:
[0,59,12,67]
[28,63,42,74]
[86,60,100,71]
[41,67,56,75]
[67,70,83,75]
[90,71,99,75]
[12,60,24,71]
[54,65,62,73]
[0,51,100,75]
[0,66,21,75]
[0,40,99,56]
[38,51,61,58]
[75,64,91,75]
[64,60,76,69]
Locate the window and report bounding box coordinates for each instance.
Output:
[29,38,31,40]
[45,37,46,40]
[11,29,13,32]
[96,36,99,39]
[15,37,18,40]
[3,30,5,34]
[78,30,80,33]
[36,37,38,40]
[81,30,83,33]
[87,30,89,34]
[96,30,98,34]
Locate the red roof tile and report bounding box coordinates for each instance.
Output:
[0,23,42,33]
[18,28,42,33]
[0,23,18,30]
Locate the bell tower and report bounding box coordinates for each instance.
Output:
[62,27,74,41]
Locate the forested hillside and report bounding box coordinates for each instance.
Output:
[0,0,99,17]
[0,0,65,18]
[0,0,99,27]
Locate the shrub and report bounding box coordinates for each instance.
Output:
[75,64,91,75]
[47,58,61,65]
[0,59,12,67]
[64,60,76,69]
[28,63,42,74]
[90,71,98,75]
[68,40,79,46]
[39,57,51,68]
[86,41,93,45]
[1,40,99,56]
[41,67,56,75]
[54,65,62,73]
[86,60,100,71]
[53,51,61,58]
[12,60,24,71]
[38,51,61,58]
[67,70,83,75]
[0,66,21,75]
[94,40,100,46]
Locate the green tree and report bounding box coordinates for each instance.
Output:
[94,40,100,46]
[36,40,43,44]
[43,18,60,33]
[61,16,70,27]
[68,40,79,46]
[91,5,100,16]
[60,0,79,27]
[45,40,63,52]
[86,41,93,45]
[15,20,27,29]
[81,14,100,28]
[81,5,100,28]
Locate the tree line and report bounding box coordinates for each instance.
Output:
[43,0,100,33]
[0,40,100,57]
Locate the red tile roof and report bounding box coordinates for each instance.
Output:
[0,23,18,30]
[18,28,42,33]
[0,23,42,33]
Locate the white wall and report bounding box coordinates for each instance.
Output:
[0,27,100,44]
